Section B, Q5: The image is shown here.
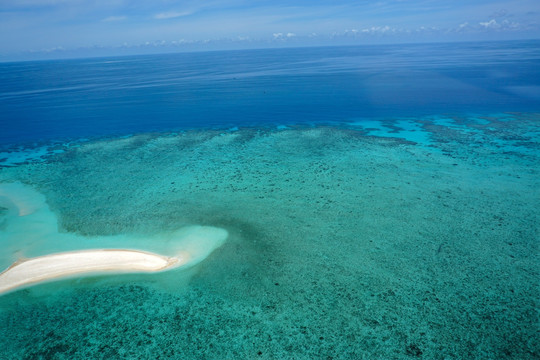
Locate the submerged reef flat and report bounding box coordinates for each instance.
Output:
[0,114,538,359]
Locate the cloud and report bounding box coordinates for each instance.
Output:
[272,33,296,41]
[2,0,540,60]
[360,26,393,34]
[154,11,193,20]
[480,19,500,29]
[489,9,510,18]
[479,19,520,30]
[42,46,65,53]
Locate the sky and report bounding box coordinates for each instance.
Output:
[1,0,539,60]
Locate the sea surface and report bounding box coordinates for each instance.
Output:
[1,40,540,148]
[0,41,539,359]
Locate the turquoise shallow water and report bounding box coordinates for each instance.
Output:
[0,113,538,359]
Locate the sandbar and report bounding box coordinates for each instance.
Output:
[0,249,185,295]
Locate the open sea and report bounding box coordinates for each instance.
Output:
[0,40,539,359]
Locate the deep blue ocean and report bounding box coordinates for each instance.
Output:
[1,40,539,148]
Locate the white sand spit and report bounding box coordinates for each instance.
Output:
[0,249,184,294]
[0,182,229,295]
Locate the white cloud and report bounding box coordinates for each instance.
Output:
[360,26,392,34]
[479,19,520,30]
[154,11,193,20]
[480,19,499,29]
[450,22,470,33]
[272,32,295,40]
[43,46,65,53]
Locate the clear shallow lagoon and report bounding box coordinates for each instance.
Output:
[0,41,539,359]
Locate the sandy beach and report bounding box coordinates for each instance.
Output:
[0,249,184,295]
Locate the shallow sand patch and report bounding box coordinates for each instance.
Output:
[0,182,228,295]
[0,249,185,295]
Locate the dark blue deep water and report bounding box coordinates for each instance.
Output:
[1,40,539,147]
